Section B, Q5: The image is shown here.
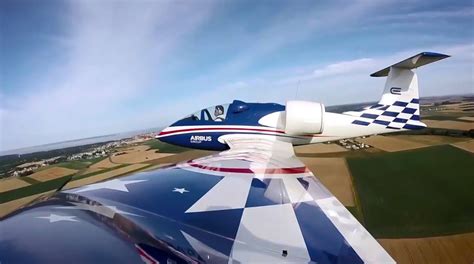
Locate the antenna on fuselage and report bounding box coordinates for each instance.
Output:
[295,80,301,100]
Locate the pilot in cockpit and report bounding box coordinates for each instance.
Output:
[214,105,225,122]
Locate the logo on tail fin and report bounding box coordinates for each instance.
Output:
[390,87,402,95]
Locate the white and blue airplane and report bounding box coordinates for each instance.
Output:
[157,52,448,150]
[0,52,448,263]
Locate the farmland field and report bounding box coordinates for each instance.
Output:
[347,144,474,238]
[144,140,190,153]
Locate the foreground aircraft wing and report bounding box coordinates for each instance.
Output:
[0,136,394,263]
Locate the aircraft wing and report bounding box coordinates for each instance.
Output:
[0,136,394,263]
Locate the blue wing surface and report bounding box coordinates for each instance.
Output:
[0,137,394,263]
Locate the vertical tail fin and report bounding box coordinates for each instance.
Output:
[346,52,449,130]
[378,67,419,106]
[373,52,449,106]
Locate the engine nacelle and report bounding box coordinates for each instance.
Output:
[285,101,325,135]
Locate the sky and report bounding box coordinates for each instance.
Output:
[0,0,473,151]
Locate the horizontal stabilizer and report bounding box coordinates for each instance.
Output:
[371,52,450,77]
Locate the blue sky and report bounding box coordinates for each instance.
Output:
[0,0,473,151]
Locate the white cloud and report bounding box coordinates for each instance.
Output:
[273,58,376,86]
[313,58,375,77]
[376,7,474,22]
[186,0,398,85]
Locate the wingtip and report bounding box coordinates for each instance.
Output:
[370,51,450,77]
[420,51,450,58]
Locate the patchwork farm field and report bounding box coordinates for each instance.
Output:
[347,144,474,238]
[0,142,186,213]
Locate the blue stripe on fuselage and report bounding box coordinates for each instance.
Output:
[159,130,309,151]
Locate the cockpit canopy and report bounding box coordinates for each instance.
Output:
[171,100,283,127]
[182,104,230,122]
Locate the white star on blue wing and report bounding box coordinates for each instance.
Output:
[173,187,189,194]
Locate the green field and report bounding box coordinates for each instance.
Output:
[53,160,94,170]
[421,108,474,120]
[423,114,474,121]
[347,144,474,238]
[0,176,71,204]
[144,139,191,153]
[30,156,107,172]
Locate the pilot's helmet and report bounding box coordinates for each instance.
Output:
[215,105,224,116]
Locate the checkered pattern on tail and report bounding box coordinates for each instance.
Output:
[350,98,425,130]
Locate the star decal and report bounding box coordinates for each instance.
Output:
[36,214,78,223]
[173,187,189,194]
[72,179,146,193]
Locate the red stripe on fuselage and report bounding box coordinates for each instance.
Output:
[157,126,331,138]
[158,126,286,136]
[187,161,309,174]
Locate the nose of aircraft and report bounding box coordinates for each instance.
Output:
[155,127,170,143]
